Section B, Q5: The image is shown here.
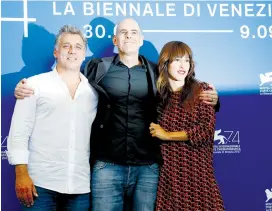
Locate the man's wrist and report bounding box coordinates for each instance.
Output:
[15,164,29,176]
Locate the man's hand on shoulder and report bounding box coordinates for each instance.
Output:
[14,78,34,99]
[199,84,218,106]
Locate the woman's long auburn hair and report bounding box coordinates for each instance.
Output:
[157,41,201,109]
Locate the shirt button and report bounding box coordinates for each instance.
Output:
[100,124,103,128]
[107,104,111,108]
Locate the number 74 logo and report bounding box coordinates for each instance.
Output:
[214,129,240,145]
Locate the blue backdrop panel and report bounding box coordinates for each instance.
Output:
[1,1,272,210]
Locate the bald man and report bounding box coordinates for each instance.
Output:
[85,18,219,211]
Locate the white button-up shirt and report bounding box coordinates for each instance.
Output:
[7,68,98,194]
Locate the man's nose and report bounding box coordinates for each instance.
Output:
[126,32,132,39]
[68,46,76,53]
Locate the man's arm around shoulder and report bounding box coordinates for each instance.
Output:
[84,58,102,80]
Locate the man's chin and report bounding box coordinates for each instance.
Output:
[65,64,81,71]
[122,49,139,55]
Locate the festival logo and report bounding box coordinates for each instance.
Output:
[259,72,272,95]
[214,129,241,154]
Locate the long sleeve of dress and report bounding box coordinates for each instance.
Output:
[184,85,216,147]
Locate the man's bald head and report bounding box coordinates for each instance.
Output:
[113,18,144,55]
[115,18,142,36]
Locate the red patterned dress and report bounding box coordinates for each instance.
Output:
[156,83,225,211]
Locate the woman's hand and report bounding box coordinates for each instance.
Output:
[149,123,169,140]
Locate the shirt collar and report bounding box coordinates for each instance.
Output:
[51,67,89,85]
[113,55,146,69]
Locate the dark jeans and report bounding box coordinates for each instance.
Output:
[22,186,90,211]
[91,160,159,211]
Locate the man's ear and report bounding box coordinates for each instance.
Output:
[113,36,118,46]
[53,49,57,59]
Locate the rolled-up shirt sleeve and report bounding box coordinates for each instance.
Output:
[6,80,38,165]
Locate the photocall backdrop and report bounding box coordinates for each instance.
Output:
[1,0,272,210]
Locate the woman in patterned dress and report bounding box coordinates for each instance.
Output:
[149,41,225,211]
